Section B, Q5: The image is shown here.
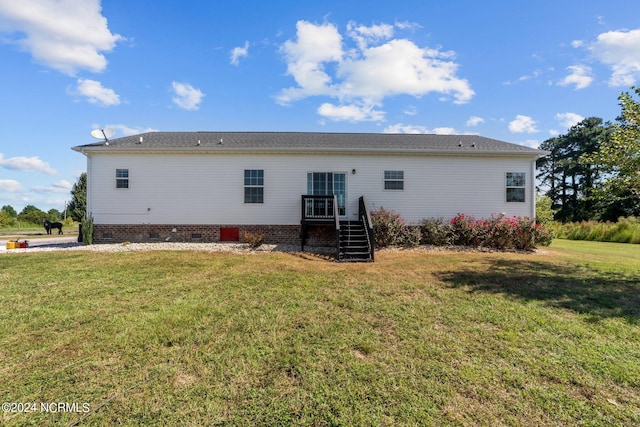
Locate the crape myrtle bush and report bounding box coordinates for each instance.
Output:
[370,207,422,247]
[442,213,553,250]
[371,208,553,250]
[420,218,453,246]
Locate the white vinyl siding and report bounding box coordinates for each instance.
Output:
[87,153,536,225]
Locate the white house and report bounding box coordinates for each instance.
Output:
[72,131,547,260]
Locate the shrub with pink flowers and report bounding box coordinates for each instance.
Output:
[448,213,553,250]
[370,207,422,247]
[371,207,405,247]
[371,208,553,250]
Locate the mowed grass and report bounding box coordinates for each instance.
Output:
[1,241,639,426]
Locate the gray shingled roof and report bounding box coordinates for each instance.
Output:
[72,131,546,156]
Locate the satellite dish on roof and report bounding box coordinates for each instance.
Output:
[90,128,115,142]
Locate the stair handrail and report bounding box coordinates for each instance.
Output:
[358,196,375,262]
[334,195,342,259]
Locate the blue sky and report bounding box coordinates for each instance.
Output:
[1,0,639,213]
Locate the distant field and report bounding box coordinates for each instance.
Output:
[1,240,638,426]
[0,224,77,239]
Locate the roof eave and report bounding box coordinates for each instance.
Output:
[71,145,545,157]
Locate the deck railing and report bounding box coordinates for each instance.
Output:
[301,195,336,222]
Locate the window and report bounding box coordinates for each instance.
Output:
[116,169,129,189]
[506,172,525,202]
[384,170,404,190]
[244,169,264,203]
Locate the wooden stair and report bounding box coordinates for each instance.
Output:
[338,220,373,262]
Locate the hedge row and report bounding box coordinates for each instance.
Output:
[371,208,553,251]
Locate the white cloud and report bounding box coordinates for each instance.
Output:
[466,116,485,127]
[403,105,417,116]
[384,124,430,134]
[509,115,538,133]
[338,39,473,103]
[230,41,249,65]
[0,153,57,175]
[278,20,474,122]
[0,179,23,192]
[556,112,584,129]
[346,21,394,50]
[590,28,640,86]
[382,124,457,134]
[171,81,205,110]
[433,127,456,135]
[394,21,421,31]
[521,139,540,149]
[102,124,159,137]
[0,0,122,75]
[278,21,344,103]
[31,180,72,194]
[73,78,120,106]
[317,102,385,122]
[571,40,584,48]
[558,65,593,90]
[53,179,72,190]
[518,69,542,82]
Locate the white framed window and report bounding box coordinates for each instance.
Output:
[384,170,404,190]
[506,172,525,202]
[244,169,264,203]
[116,169,129,189]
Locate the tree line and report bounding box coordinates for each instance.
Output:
[537,87,640,222]
[0,173,86,228]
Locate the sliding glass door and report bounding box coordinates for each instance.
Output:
[307,172,346,217]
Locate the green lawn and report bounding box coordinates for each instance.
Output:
[1,241,638,426]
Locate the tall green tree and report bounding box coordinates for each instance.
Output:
[537,117,610,222]
[18,205,47,225]
[47,209,62,221]
[68,172,87,222]
[590,87,640,219]
[1,205,17,217]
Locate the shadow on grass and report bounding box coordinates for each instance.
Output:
[436,259,640,323]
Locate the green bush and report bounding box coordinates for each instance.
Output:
[420,218,453,246]
[0,211,17,228]
[81,214,94,245]
[370,207,406,247]
[401,226,422,247]
[535,195,555,225]
[534,222,554,247]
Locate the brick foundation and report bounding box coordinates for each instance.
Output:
[93,223,336,247]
